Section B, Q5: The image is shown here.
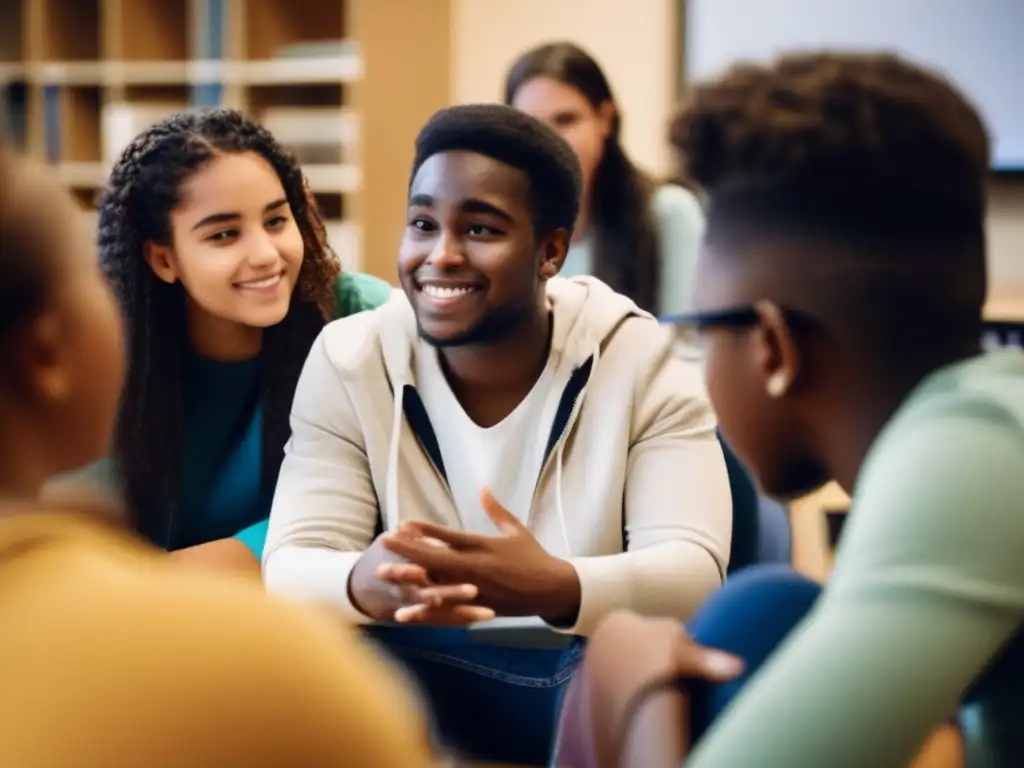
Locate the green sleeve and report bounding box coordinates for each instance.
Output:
[234,518,269,559]
[650,185,705,317]
[688,404,1024,767]
[332,271,394,319]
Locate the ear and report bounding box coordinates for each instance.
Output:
[538,229,570,281]
[143,240,179,284]
[596,100,616,140]
[14,311,72,404]
[752,300,801,399]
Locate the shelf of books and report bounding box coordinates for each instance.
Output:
[0,0,453,279]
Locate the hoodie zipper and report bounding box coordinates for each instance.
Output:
[527,389,585,518]
[526,358,594,524]
[401,387,457,506]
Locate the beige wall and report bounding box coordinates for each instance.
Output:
[988,180,1024,291]
[451,0,679,176]
[450,0,1024,296]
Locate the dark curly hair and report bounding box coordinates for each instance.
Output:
[670,51,989,348]
[505,42,661,313]
[97,108,341,548]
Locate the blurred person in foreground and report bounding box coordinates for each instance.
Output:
[0,147,434,767]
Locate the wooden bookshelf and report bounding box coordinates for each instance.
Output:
[3,0,453,280]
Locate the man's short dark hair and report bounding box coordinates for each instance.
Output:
[670,51,991,347]
[411,104,582,237]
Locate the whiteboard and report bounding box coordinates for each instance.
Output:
[685,0,1024,170]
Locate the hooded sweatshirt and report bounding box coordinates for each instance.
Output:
[263,276,732,635]
[0,508,435,767]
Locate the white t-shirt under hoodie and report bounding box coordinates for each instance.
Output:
[415,345,563,534]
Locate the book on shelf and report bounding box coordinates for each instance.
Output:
[190,0,224,107]
[260,107,357,165]
[274,40,357,59]
[43,85,62,163]
[103,102,186,163]
[190,84,222,108]
[192,0,225,60]
[0,81,28,150]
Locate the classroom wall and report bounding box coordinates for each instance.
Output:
[450,0,1024,293]
[451,0,679,177]
[989,180,1024,289]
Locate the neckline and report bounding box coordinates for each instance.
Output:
[426,346,556,433]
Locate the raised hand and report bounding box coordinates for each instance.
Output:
[380,489,581,625]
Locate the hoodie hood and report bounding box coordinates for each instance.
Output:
[373,276,650,388]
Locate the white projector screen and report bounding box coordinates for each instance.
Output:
[685,0,1024,170]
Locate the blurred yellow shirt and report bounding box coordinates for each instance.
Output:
[0,510,435,767]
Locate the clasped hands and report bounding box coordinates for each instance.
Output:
[347,489,580,626]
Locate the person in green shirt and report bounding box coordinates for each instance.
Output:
[55,109,391,574]
[564,52,1024,767]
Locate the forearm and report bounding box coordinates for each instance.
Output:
[583,614,691,768]
[263,546,369,623]
[617,685,689,768]
[565,540,723,635]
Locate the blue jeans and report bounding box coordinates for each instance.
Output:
[365,624,584,765]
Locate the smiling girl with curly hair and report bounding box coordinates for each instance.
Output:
[61,108,391,573]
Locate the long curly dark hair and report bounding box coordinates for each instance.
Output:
[97,108,340,548]
[505,42,660,312]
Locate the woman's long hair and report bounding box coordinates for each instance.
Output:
[506,42,660,312]
[97,109,340,548]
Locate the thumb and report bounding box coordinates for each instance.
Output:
[479,488,523,536]
[681,643,744,683]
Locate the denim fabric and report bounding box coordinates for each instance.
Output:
[365,624,584,765]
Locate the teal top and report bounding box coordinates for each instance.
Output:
[562,184,705,316]
[53,272,392,557]
[688,350,1024,768]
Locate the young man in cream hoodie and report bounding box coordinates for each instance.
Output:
[263,104,732,764]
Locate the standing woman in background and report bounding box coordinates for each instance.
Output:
[506,41,705,316]
[55,109,391,574]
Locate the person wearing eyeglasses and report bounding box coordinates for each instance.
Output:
[562,51,1024,768]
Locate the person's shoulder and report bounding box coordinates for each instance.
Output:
[597,313,710,415]
[332,271,396,318]
[833,353,1024,606]
[850,353,1024,561]
[649,183,705,228]
[319,281,408,369]
[882,350,1024,451]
